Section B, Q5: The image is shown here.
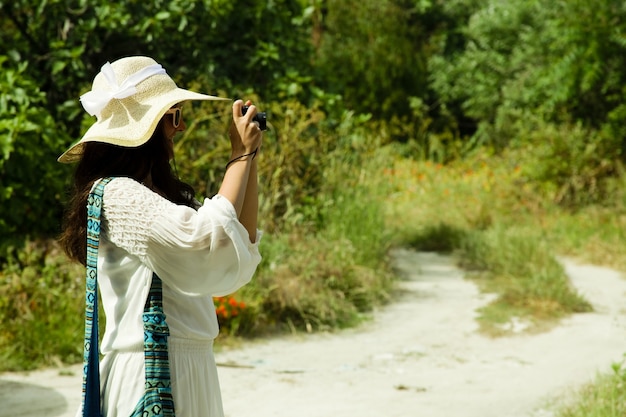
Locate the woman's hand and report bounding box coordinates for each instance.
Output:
[229,99,263,158]
[219,100,262,235]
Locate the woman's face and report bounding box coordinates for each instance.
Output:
[162,104,186,159]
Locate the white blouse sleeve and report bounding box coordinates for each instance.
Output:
[100,177,262,296]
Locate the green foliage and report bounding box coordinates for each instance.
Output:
[509,119,620,206]
[406,222,467,253]
[459,226,592,334]
[177,98,394,336]
[173,98,334,233]
[0,0,316,254]
[554,355,626,417]
[313,0,430,120]
[235,229,392,335]
[430,0,626,153]
[533,177,626,272]
[237,108,395,334]
[0,57,72,252]
[1,0,313,137]
[428,0,626,204]
[255,100,331,232]
[386,154,593,335]
[0,240,84,371]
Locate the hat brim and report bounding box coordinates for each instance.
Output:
[58,88,230,163]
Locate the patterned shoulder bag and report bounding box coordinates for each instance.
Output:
[82,177,176,417]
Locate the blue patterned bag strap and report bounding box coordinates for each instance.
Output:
[82,177,175,417]
[134,273,176,417]
[83,177,113,417]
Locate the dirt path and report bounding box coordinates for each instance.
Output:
[3,249,626,417]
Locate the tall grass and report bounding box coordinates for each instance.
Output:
[553,357,626,417]
[459,226,591,334]
[0,240,84,371]
[541,203,626,272]
[385,152,594,334]
[220,169,394,336]
[220,109,396,335]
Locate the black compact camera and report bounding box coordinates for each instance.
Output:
[242,105,268,131]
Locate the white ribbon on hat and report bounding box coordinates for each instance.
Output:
[80,62,167,117]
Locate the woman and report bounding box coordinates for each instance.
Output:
[59,56,263,417]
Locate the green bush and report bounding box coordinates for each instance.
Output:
[430,0,626,154]
[0,0,317,257]
[509,119,620,206]
[213,104,395,336]
[554,357,626,417]
[459,225,592,334]
[0,56,72,254]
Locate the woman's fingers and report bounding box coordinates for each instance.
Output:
[230,100,263,154]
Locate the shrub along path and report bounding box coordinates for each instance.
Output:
[3,249,626,417]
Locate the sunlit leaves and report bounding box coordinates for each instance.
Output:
[0,58,71,248]
[430,0,626,148]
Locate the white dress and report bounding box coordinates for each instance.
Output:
[76,177,262,417]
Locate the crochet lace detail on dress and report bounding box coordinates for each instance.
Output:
[101,177,172,259]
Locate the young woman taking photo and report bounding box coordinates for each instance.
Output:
[59,56,263,417]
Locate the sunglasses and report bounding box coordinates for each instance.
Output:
[165,107,182,128]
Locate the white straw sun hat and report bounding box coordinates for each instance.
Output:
[58,56,230,163]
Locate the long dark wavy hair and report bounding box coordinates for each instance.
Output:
[59,120,196,265]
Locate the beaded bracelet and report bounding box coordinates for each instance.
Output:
[225,148,258,170]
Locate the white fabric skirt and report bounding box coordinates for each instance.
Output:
[77,338,224,417]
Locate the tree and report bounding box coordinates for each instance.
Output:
[0,57,71,249]
[312,0,432,120]
[0,0,313,252]
[429,0,626,152]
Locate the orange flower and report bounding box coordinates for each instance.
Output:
[214,295,246,322]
